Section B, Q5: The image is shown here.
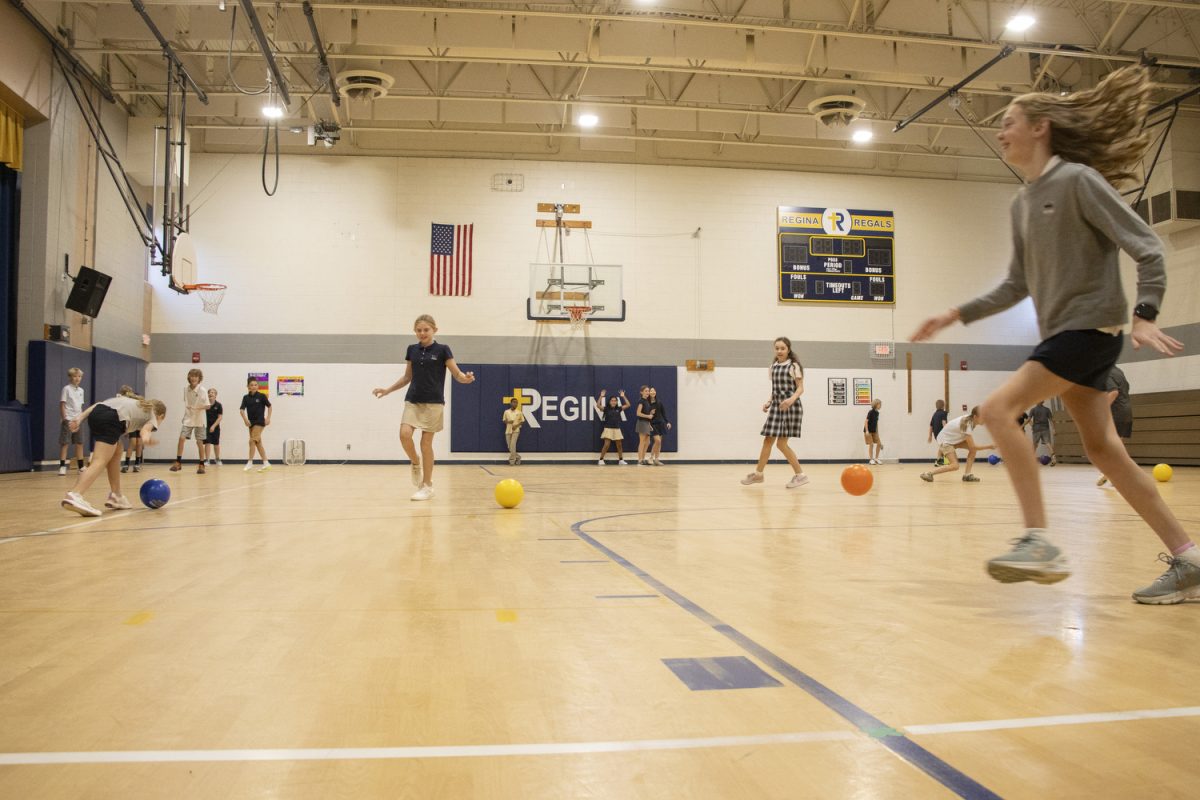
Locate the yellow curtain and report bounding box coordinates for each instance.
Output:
[0,99,23,172]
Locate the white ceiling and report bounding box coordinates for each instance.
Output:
[26,0,1200,182]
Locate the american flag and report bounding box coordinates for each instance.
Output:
[430,223,473,296]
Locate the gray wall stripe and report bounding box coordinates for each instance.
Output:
[152,333,1043,371]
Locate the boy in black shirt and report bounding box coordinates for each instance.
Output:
[863,399,883,464]
[240,378,273,472]
[929,399,949,465]
[205,388,224,465]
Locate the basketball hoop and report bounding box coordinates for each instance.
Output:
[565,305,591,329]
[184,284,228,315]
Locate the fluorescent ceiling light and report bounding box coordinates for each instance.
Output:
[263,104,285,119]
[851,129,873,143]
[1006,14,1035,32]
[578,113,599,128]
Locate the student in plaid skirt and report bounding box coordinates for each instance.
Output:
[741,337,809,489]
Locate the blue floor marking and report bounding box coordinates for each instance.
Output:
[664,656,784,691]
[570,511,1002,800]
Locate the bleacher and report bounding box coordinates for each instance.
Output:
[1055,389,1200,467]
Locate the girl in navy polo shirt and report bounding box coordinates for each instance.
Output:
[373,314,475,501]
[593,388,630,465]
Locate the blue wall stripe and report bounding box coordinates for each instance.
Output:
[570,510,1002,800]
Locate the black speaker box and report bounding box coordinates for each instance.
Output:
[65,266,112,318]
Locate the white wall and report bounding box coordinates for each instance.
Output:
[142,361,1009,462]
[153,153,1036,344]
[139,151,1199,462]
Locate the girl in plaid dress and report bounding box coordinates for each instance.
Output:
[741,337,809,488]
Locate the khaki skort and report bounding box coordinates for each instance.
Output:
[403,402,445,433]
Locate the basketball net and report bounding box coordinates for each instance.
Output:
[185,284,228,315]
[566,305,591,329]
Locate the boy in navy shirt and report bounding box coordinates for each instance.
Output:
[240,378,273,472]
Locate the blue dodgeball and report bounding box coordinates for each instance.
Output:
[139,479,171,509]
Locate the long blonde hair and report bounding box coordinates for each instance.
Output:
[118,388,166,419]
[1011,65,1153,187]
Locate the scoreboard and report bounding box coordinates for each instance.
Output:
[777,206,896,305]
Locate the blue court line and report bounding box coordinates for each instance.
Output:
[570,511,1002,800]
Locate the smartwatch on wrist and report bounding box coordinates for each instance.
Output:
[1132,303,1159,322]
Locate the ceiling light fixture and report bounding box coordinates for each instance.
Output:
[578,113,599,128]
[262,79,285,119]
[851,129,873,144]
[1006,14,1035,32]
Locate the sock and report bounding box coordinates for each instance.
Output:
[77,459,85,470]
[1171,543,1200,565]
[59,459,66,466]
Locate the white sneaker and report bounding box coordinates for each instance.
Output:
[411,462,422,487]
[411,484,434,501]
[58,465,67,476]
[104,493,132,510]
[786,473,810,489]
[598,459,605,466]
[618,459,627,465]
[244,462,254,472]
[216,460,223,466]
[62,492,101,517]
[257,463,272,472]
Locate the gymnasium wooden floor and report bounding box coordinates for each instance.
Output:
[1,461,1198,799]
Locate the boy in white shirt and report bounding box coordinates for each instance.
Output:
[58,367,87,476]
[170,368,210,474]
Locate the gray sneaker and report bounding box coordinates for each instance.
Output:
[1132,554,1200,605]
[962,474,981,482]
[920,472,933,482]
[740,472,764,485]
[986,532,1070,584]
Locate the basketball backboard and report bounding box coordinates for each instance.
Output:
[170,231,198,290]
[528,263,625,321]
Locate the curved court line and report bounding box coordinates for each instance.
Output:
[569,510,1002,800]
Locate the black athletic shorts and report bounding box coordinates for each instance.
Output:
[1028,329,1123,392]
[207,427,220,445]
[90,404,125,445]
[1112,413,1133,439]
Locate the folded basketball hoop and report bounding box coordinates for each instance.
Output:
[184,284,228,315]
[565,305,591,328]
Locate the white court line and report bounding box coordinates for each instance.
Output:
[0,731,858,765]
[903,705,1200,735]
[4,705,1200,765]
[0,468,310,545]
